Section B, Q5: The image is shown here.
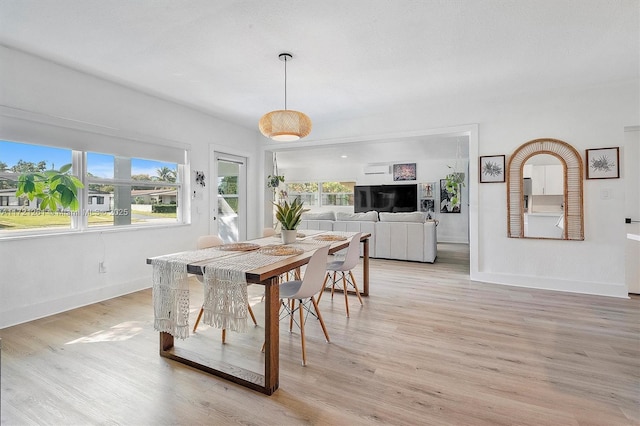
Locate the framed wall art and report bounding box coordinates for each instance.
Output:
[393,163,417,181]
[419,198,435,219]
[479,155,505,183]
[419,182,436,198]
[440,179,461,213]
[586,147,619,179]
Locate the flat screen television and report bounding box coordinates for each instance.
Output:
[354,184,418,213]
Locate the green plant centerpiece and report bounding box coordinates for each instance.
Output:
[16,163,84,211]
[273,198,307,244]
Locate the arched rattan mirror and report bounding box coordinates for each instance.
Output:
[507,138,584,240]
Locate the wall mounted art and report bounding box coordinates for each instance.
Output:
[586,147,619,179]
[479,155,505,183]
[393,163,416,181]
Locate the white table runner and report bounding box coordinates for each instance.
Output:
[152,233,356,339]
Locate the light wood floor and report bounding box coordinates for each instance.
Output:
[1,244,639,425]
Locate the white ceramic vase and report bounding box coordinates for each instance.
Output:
[281,229,297,245]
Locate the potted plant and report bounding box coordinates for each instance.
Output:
[273,198,307,244]
[267,174,285,190]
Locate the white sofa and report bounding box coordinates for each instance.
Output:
[299,211,437,263]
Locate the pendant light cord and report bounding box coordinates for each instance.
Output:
[283,56,288,110]
[274,152,279,176]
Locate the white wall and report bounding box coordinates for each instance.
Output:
[0,46,260,328]
[266,78,639,298]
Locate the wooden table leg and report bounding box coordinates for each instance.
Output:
[263,276,280,394]
[160,332,174,352]
[362,238,369,296]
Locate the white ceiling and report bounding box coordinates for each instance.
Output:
[0,1,637,166]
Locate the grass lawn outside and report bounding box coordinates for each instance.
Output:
[0,209,177,230]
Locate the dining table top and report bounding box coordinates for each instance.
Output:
[147,230,370,284]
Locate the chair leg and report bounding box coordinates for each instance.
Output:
[331,271,337,299]
[247,303,258,325]
[193,306,204,332]
[342,272,350,317]
[317,273,330,303]
[299,299,307,366]
[311,296,330,342]
[349,270,364,305]
[289,299,295,332]
[221,328,226,344]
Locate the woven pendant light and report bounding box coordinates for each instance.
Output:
[259,53,312,141]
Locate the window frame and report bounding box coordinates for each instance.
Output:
[285,181,355,208]
[0,144,189,238]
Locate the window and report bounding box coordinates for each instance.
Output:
[286,182,319,206]
[86,152,180,228]
[0,139,186,236]
[321,181,354,206]
[0,140,73,231]
[285,181,354,207]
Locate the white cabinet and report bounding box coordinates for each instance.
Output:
[545,165,563,195]
[524,213,564,238]
[526,165,563,195]
[531,166,545,195]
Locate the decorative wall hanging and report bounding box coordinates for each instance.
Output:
[586,147,620,179]
[419,182,436,198]
[506,138,584,240]
[393,163,416,181]
[420,198,436,219]
[194,171,206,187]
[479,155,506,183]
[440,179,461,213]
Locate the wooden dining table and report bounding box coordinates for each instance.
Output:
[146,231,370,395]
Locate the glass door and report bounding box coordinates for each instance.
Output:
[214,153,246,242]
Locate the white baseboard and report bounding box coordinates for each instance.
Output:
[471,271,629,298]
[0,276,151,329]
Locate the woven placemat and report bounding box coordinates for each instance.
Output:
[217,242,261,251]
[258,245,305,256]
[313,234,347,241]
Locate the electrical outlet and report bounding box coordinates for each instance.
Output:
[99,261,107,273]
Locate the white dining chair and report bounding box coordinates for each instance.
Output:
[272,244,331,366]
[192,235,258,342]
[317,232,363,317]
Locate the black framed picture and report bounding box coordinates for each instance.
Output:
[479,155,505,183]
[440,179,461,213]
[393,163,416,181]
[586,147,620,179]
[419,198,435,219]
